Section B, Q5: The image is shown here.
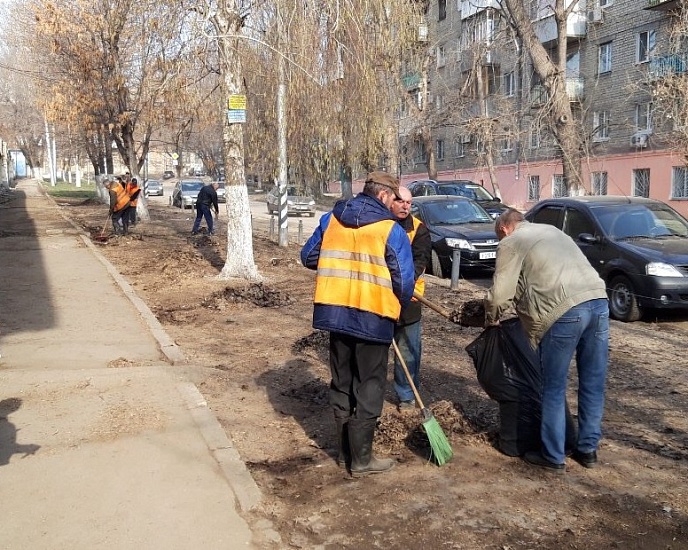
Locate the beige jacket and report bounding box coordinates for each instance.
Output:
[485,220,607,347]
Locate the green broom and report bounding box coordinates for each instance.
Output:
[392,339,453,466]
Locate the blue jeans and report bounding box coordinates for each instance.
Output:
[192,204,213,233]
[538,298,609,464]
[393,320,422,403]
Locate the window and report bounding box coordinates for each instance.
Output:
[599,0,612,6]
[503,71,516,97]
[437,45,446,68]
[454,139,465,158]
[598,42,612,74]
[553,174,567,198]
[636,30,656,64]
[672,166,688,199]
[414,140,427,164]
[400,98,409,118]
[591,172,608,195]
[593,111,610,141]
[528,175,540,201]
[500,134,513,152]
[532,205,563,228]
[633,168,650,198]
[636,103,652,131]
[438,0,446,21]
[436,139,445,161]
[564,209,596,240]
[435,94,444,110]
[529,123,541,149]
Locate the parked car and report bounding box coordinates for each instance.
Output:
[266,185,316,217]
[171,179,204,209]
[162,170,175,180]
[145,179,163,197]
[216,182,226,203]
[525,196,688,322]
[407,179,508,218]
[409,196,499,277]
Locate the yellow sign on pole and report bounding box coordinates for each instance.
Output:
[228,95,247,110]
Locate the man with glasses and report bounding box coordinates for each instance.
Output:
[390,187,431,412]
[301,171,415,477]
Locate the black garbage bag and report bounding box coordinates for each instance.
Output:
[465,318,576,457]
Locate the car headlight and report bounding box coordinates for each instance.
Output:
[646,262,684,277]
[445,238,474,250]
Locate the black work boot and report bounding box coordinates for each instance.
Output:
[334,413,350,468]
[348,418,394,477]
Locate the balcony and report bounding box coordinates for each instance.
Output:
[649,54,687,79]
[645,0,679,11]
[533,10,587,44]
[566,77,585,102]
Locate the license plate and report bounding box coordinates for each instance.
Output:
[479,251,497,259]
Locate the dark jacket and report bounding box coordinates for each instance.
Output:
[196,184,219,213]
[301,192,415,343]
[397,215,431,326]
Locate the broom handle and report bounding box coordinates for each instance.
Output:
[413,291,452,320]
[392,338,425,409]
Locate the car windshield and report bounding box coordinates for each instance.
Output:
[182,182,203,192]
[592,204,688,239]
[423,201,493,225]
[436,182,496,201]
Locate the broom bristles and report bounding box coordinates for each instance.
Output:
[421,413,454,466]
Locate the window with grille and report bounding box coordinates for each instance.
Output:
[528,175,540,201]
[598,42,612,74]
[591,172,608,195]
[553,174,567,198]
[672,166,688,199]
[633,168,650,198]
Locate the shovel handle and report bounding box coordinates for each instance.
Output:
[413,291,453,320]
[392,339,425,409]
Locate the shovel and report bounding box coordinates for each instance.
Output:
[413,291,486,327]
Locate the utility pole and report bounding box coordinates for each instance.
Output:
[277,9,289,247]
[44,117,55,186]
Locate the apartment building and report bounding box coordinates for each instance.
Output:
[398,0,688,217]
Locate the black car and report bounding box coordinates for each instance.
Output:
[525,196,688,322]
[410,196,499,277]
[407,179,508,218]
[162,170,175,180]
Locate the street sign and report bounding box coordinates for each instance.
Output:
[171,152,179,160]
[227,109,247,124]
[228,95,247,110]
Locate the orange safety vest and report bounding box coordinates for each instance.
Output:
[125,181,140,206]
[314,216,401,320]
[111,184,130,212]
[407,216,426,299]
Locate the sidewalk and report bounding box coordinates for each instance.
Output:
[0,181,274,549]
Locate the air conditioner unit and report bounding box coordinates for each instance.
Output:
[586,7,604,24]
[630,132,649,148]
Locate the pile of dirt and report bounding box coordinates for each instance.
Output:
[202,283,293,310]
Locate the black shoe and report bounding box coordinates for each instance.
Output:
[524,451,565,474]
[572,450,597,469]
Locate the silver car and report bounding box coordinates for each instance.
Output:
[171,179,204,209]
[266,185,316,217]
[145,179,163,197]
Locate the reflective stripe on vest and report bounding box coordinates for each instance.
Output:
[112,185,130,212]
[407,216,425,299]
[314,216,401,320]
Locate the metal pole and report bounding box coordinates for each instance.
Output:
[298,219,303,244]
[277,9,289,247]
[450,248,461,290]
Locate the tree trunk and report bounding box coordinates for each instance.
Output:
[215,8,261,281]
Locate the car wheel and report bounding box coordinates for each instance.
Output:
[309,212,315,217]
[608,275,642,322]
[431,250,445,278]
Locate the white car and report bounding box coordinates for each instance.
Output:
[266,185,316,217]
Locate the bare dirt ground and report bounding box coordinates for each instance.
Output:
[59,194,688,549]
